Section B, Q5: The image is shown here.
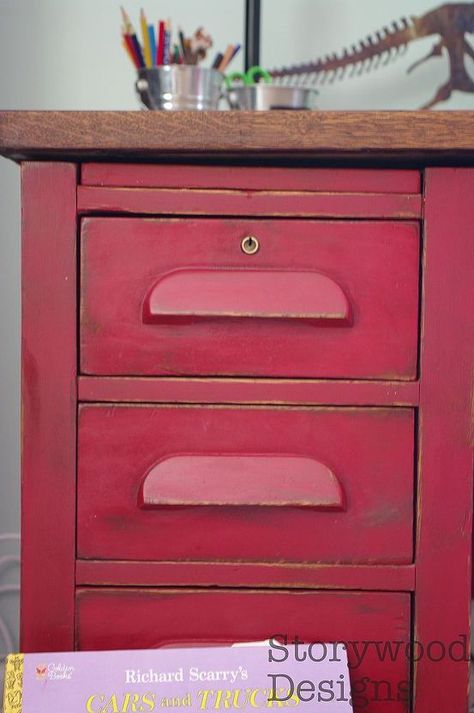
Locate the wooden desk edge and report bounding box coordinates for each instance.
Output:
[1,110,474,162]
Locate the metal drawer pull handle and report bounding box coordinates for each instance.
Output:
[138,454,345,509]
[142,268,352,325]
[241,235,259,254]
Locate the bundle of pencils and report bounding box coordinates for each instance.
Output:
[121,7,240,72]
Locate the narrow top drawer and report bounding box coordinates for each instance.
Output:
[78,165,422,219]
[82,164,421,192]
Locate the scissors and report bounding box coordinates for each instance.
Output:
[225,65,272,90]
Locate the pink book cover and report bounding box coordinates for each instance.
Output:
[3,641,352,712]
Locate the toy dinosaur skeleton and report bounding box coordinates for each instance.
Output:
[270,2,474,109]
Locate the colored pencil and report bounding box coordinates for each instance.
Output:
[130,33,145,68]
[230,43,241,62]
[120,6,133,33]
[140,9,153,68]
[184,38,195,64]
[148,24,157,66]
[121,7,145,68]
[218,44,235,72]
[212,52,224,69]
[173,44,182,64]
[163,19,171,65]
[157,20,165,65]
[178,28,189,63]
[122,34,140,69]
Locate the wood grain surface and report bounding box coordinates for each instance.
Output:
[1,111,474,162]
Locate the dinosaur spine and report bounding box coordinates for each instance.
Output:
[270,17,422,82]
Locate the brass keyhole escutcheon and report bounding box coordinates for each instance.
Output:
[241,235,260,255]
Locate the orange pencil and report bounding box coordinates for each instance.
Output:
[122,33,140,69]
[218,44,235,72]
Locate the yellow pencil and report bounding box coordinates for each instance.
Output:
[140,8,153,68]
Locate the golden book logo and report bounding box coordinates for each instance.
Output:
[34,662,75,681]
[35,665,47,681]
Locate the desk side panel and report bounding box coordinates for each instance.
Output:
[414,168,474,712]
[21,162,77,651]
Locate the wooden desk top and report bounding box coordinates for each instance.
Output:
[1,110,474,164]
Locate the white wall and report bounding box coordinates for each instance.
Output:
[263,0,474,110]
[0,0,473,656]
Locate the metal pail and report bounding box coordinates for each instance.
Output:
[136,66,224,110]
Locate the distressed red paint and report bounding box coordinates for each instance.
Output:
[14,156,473,713]
[77,405,414,564]
[80,218,420,379]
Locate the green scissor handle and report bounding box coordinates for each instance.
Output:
[225,72,247,89]
[246,65,272,84]
[225,65,272,89]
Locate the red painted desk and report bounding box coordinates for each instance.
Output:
[1,111,474,713]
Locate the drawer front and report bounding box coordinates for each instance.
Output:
[77,405,414,563]
[80,218,419,379]
[76,588,411,713]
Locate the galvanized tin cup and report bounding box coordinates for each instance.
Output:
[135,66,224,110]
[226,84,318,111]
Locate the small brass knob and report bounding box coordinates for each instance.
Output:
[241,235,260,255]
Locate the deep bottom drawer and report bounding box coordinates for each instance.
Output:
[76,588,410,713]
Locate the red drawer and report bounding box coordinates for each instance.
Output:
[77,405,414,563]
[76,588,411,713]
[80,218,419,379]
